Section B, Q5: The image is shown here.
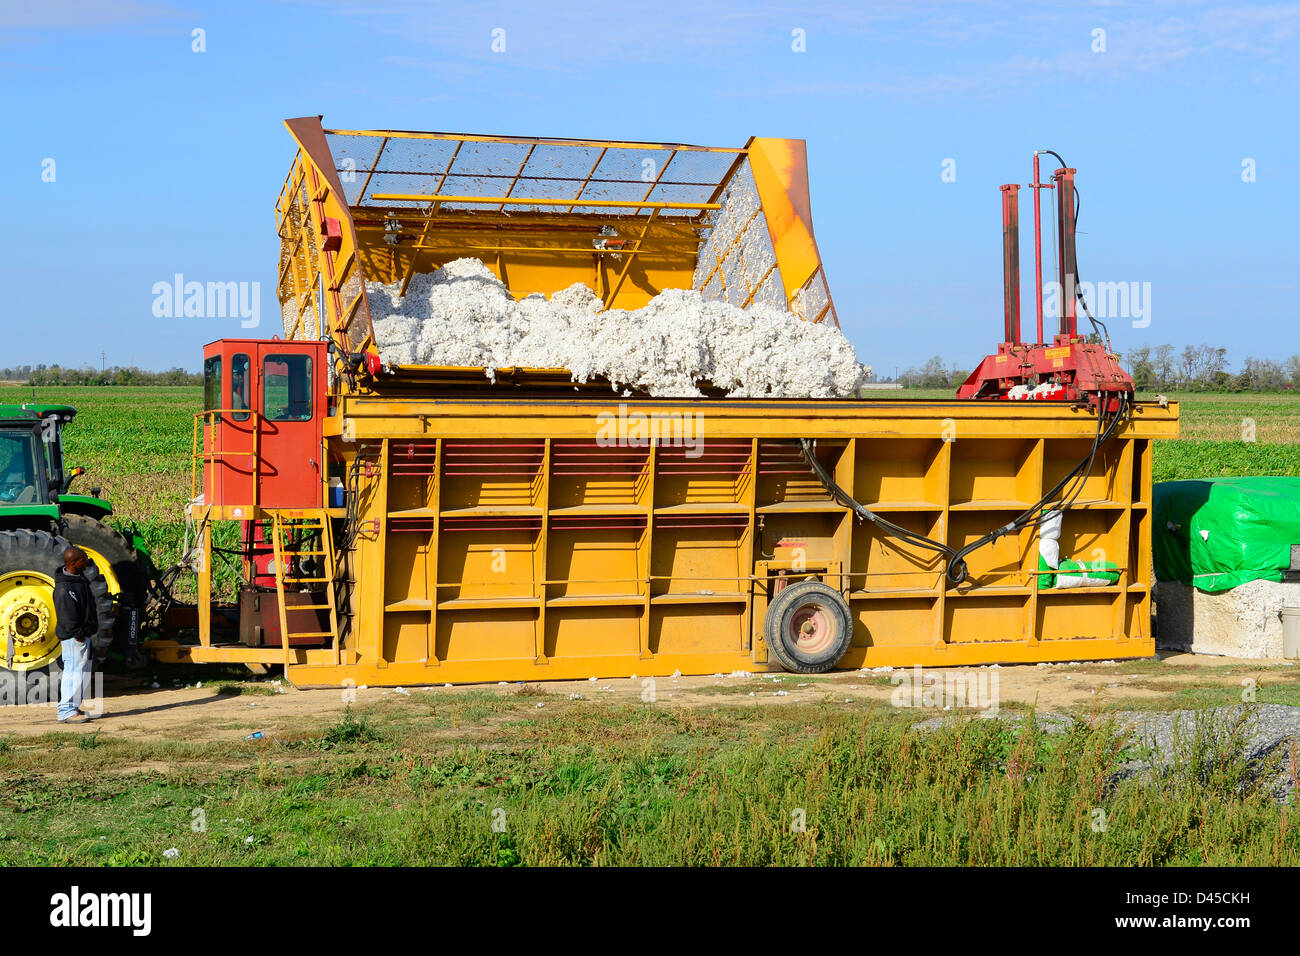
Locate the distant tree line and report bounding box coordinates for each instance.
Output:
[0,365,201,386]
[1125,345,1299,392]
[892,345,1300,393]
[893,356,969,389]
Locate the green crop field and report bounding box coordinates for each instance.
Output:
[2,385,1297,584]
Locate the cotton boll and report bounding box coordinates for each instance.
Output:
[365,258,867,397]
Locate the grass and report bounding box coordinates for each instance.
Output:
[0,696,1293,866]
[317,706,382,749]
[1105,679,1300,712]
[1133,705,1284,799]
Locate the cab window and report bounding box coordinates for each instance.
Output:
[203,355,223,422]
[0,429,41,504]
[262,354,313,422]
[230,353,250,422]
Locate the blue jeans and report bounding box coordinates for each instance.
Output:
[57,638,94,721]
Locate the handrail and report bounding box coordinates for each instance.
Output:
[191,409,262,507]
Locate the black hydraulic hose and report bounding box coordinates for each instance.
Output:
[798,439,966,580]
[798,392,1129,587]
[1040,149,1067,169]
[1039,149,1109,345]
[945,392,1128,579]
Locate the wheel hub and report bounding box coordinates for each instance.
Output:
[3,596,49,644]
[0,572,61,669]
[788,603,837,656]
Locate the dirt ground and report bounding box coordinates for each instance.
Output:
[0,651,1296,742]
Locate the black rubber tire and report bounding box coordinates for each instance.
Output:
[59,514,148,661]
[763,579,854,675]
[59,514,148,605]
[0,528,115,666]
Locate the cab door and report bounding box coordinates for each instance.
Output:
[201,344,258,508]
[255,342,325,508]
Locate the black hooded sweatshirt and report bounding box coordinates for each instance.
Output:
[54,568,98,642]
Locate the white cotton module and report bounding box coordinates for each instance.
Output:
[366,258,869,398]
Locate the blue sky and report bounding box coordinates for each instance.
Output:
[3,0,1297,375]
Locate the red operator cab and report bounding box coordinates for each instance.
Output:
[199,338,327,511]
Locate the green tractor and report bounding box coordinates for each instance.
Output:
[0,404,149,672]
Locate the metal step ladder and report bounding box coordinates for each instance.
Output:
[270,511,340,668]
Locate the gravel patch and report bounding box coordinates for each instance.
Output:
[1112,704,1300,803]
[911,704,1300,804]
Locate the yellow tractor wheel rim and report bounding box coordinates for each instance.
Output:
[79,545,122,599]
[0,544,123,673]
[0,571,61,671]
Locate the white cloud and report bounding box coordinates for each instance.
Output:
[0,0,176,30]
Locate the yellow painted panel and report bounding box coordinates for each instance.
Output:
[944,595,1030,644]
[547,528,643,597]
[853,512,945,592]
[436,608,539,662]
[383,612,431,664]
[385,532,431,606]
[950,438,1038,504]
[747,138,820,302]
[438,531,537,599]
[1056,510,1123,568]
[650,605,743,656]
[1044,438,1128,503]
[846,598,939,654]
[946,514,1032,584]
[1037,592,1117,641]
[650,527,744,594]
[853,438,946,505]
[546,607,641,659]
[1126,593,1151,639]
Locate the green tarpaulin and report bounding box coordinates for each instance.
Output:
[1153,477,1300,592]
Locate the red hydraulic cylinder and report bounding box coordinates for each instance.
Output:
[1000,184,1021,345]
[1053,166,1078,339]
[1033,153,1043,345]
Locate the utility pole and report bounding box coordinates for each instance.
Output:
[101,350,106,372]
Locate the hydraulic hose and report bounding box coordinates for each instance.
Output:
[798,391,1128,587]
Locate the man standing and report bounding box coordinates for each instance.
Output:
[54,546,98,723]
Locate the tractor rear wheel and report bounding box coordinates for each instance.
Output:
[59,514,148,664]
[0,529,115,671]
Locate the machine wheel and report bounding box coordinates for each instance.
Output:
[59,514,148,666]
[0,529,114,671]
[763,579,854,675]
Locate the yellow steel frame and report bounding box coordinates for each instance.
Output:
[274,118,843,390]
[152,396,1180,688]
[370,195,722,211]
[271,511,341,668]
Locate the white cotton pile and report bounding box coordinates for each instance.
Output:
[366,258,868,398]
